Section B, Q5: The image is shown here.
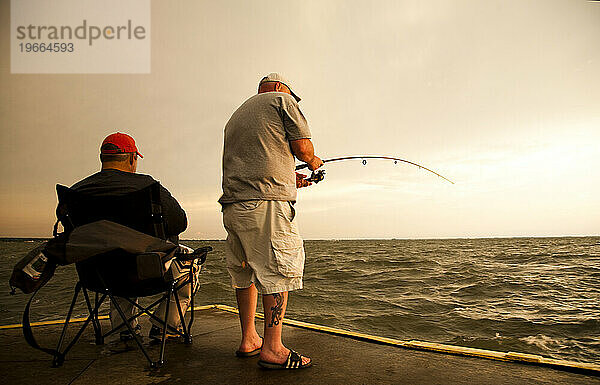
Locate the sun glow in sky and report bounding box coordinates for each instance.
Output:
[1,0,599,239]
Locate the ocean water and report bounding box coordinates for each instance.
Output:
[1,237,599,363]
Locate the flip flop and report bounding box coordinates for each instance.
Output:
[235,337,263,357]
[258,350,312,370]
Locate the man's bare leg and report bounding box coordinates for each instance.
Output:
[260,292,311,365]
[235,284,263,353]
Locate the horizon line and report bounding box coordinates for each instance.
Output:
[1,234,598,242]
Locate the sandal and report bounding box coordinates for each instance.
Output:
[258,350,312,369]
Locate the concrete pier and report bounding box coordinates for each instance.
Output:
[0,305,598,384]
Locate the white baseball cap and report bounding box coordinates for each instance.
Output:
[259,73,301,102]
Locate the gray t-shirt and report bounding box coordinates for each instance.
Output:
[219,92,312,205]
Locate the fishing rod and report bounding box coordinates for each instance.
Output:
[296,155,454,184]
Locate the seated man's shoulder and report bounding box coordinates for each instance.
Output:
[71,170,160,194]
[131,171,159,184]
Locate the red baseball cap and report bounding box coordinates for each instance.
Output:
[100,132,143,158]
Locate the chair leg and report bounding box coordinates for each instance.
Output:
[172,288,189,344]
[189,265,196,344]
[82,288,103,345]
[53,282,81,367]
[171,265,198,344]
[108,290,156,367]
[95,273,158,368]
[54,288,107,367]
[157,282,175,367]
[114,295,180,336]
[103,297,141,338]
[59,294,106,359]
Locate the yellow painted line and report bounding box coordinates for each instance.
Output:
[3,303,599,375]
[190,304,219,312]
[211,304,600,375]
[0,315,110,330]
[0,304,218,330]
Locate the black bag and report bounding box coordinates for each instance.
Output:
[9,244,58,295]
[9,215,75,295]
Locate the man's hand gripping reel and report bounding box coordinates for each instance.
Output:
[305,169,326,184]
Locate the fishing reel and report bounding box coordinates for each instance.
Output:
[304,169,326,184]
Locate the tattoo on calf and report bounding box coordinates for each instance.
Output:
[268,293,283,327]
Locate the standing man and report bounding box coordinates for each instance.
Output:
[219,73,323,369]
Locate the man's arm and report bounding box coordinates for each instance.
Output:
[290,138,323,171]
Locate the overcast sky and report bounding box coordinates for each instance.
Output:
[1,0,599,239]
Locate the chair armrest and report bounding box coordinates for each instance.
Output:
[175,246,212,264]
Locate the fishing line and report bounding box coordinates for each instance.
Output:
[296,155,454,184]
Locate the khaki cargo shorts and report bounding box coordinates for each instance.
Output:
[222,200,305,294]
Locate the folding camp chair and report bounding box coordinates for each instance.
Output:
[51,182,210,368]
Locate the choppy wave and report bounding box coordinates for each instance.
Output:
[1,236,598,363]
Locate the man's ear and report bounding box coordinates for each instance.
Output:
[274,82,282,92]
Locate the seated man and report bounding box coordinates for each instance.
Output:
[67,132,198,341]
